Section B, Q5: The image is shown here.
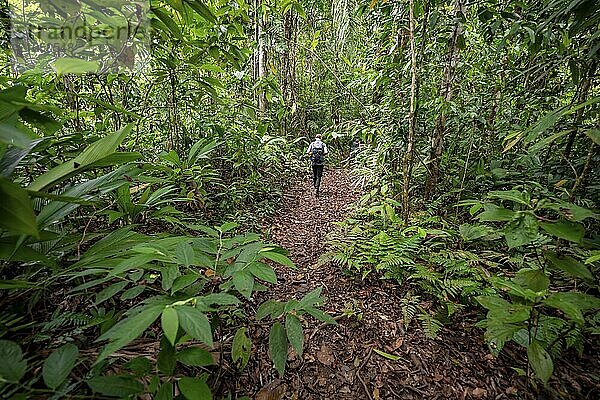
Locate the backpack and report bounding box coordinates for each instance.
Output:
[311,143,325,165]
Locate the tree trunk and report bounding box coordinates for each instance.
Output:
[402,0,418,224]
[424,0,465,199]
[257,7,267,114]
[564,60,597,159]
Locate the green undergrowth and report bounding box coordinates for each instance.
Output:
[324,182,600,386]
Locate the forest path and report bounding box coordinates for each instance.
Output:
[231,168,525,400]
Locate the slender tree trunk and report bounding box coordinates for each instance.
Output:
[424,0,465,199]
[402,0,418,224]
[564,61,596,159]
[257,6,267,114]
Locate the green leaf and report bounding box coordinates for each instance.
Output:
[304,306,338,325]
[95,281,128,305]
[121,285,146,300]
[231,327,252,370]
[0,179,39,237]
[96,305,163,363]
[0,123,32,148]
[477,204,516,222]
[459,223,494,241]
[161,307,179,346]
[269,322,288,377]
[514,268,549,292]
[29,125,133,192]
[260,250,296,268]
[171,274,199,294]
[152,7,182,38]
[256,299,284,320]
[232,270,254,298]
[540,220,584,243]
[248,262,277,284]
[558,202,597,222]
[285,314,304,356]
[483,321,523,356]
[373,348,401,361]
[175,242,195,267]
[185,0,217,23]
[542,291,600,311]
[176,306,213,346]
[488,190,529,206]
[199,293,240,306]
[53,58,99,74]
[527,340,553,384]
[177,347,215,367]
[476,295,512,311]
[490,277,539,302]
[157,337,176,375]
[299,286,324,308]
[156,382,174,400]
[0,340,27,382]
[178,377,212,400]
[544,252,593,281]
[503,213,539,248]
[123,356,152,377]
[87,375,144,397]
[543,294,585,325]
[585,128,600,145]
[42,344,78,389]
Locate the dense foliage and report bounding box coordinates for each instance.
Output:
[0,0,598,398]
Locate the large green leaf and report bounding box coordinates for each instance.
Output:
[161,307,179,346]
[0,340,27,382]
[29,125,133,192]
[185,0,217,23]
[514,268,549,292]
[177,347,215,367]
[176,306,213,346]
[256,299,285,320]
[231,327,251,369]
[459,223,494,241]
[544,252,593,281]
[488,190,530,206]
[96,304,164,363]
[95,281,128,305]
[260,250,296,268]
[152,7,182,38]
[584,128,600,145]
[268,322,287,377]
[232,270,255,298]
[503,213,539,248]
[285,314,304,356]
[0,178,38,237]
[477,204,516,222]
[247,262,277,283]
[543,294,585,325]
[178,377,212,400]
[42,344,79,389]
[87,375,144,397]
[527,340,553,383]
[540,220,584,243]
[0,123,33,148]
[175,242,195,267]
[54,58,99,74]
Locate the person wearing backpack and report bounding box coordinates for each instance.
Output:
[307,134,328,196]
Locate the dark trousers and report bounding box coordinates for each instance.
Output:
[312,164,324,189]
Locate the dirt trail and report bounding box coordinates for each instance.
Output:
[228,169,595,400]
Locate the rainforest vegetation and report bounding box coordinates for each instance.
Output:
[0,0,599,399]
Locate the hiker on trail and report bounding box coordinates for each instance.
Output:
[307,134,328,195]
[350,138,361,159]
